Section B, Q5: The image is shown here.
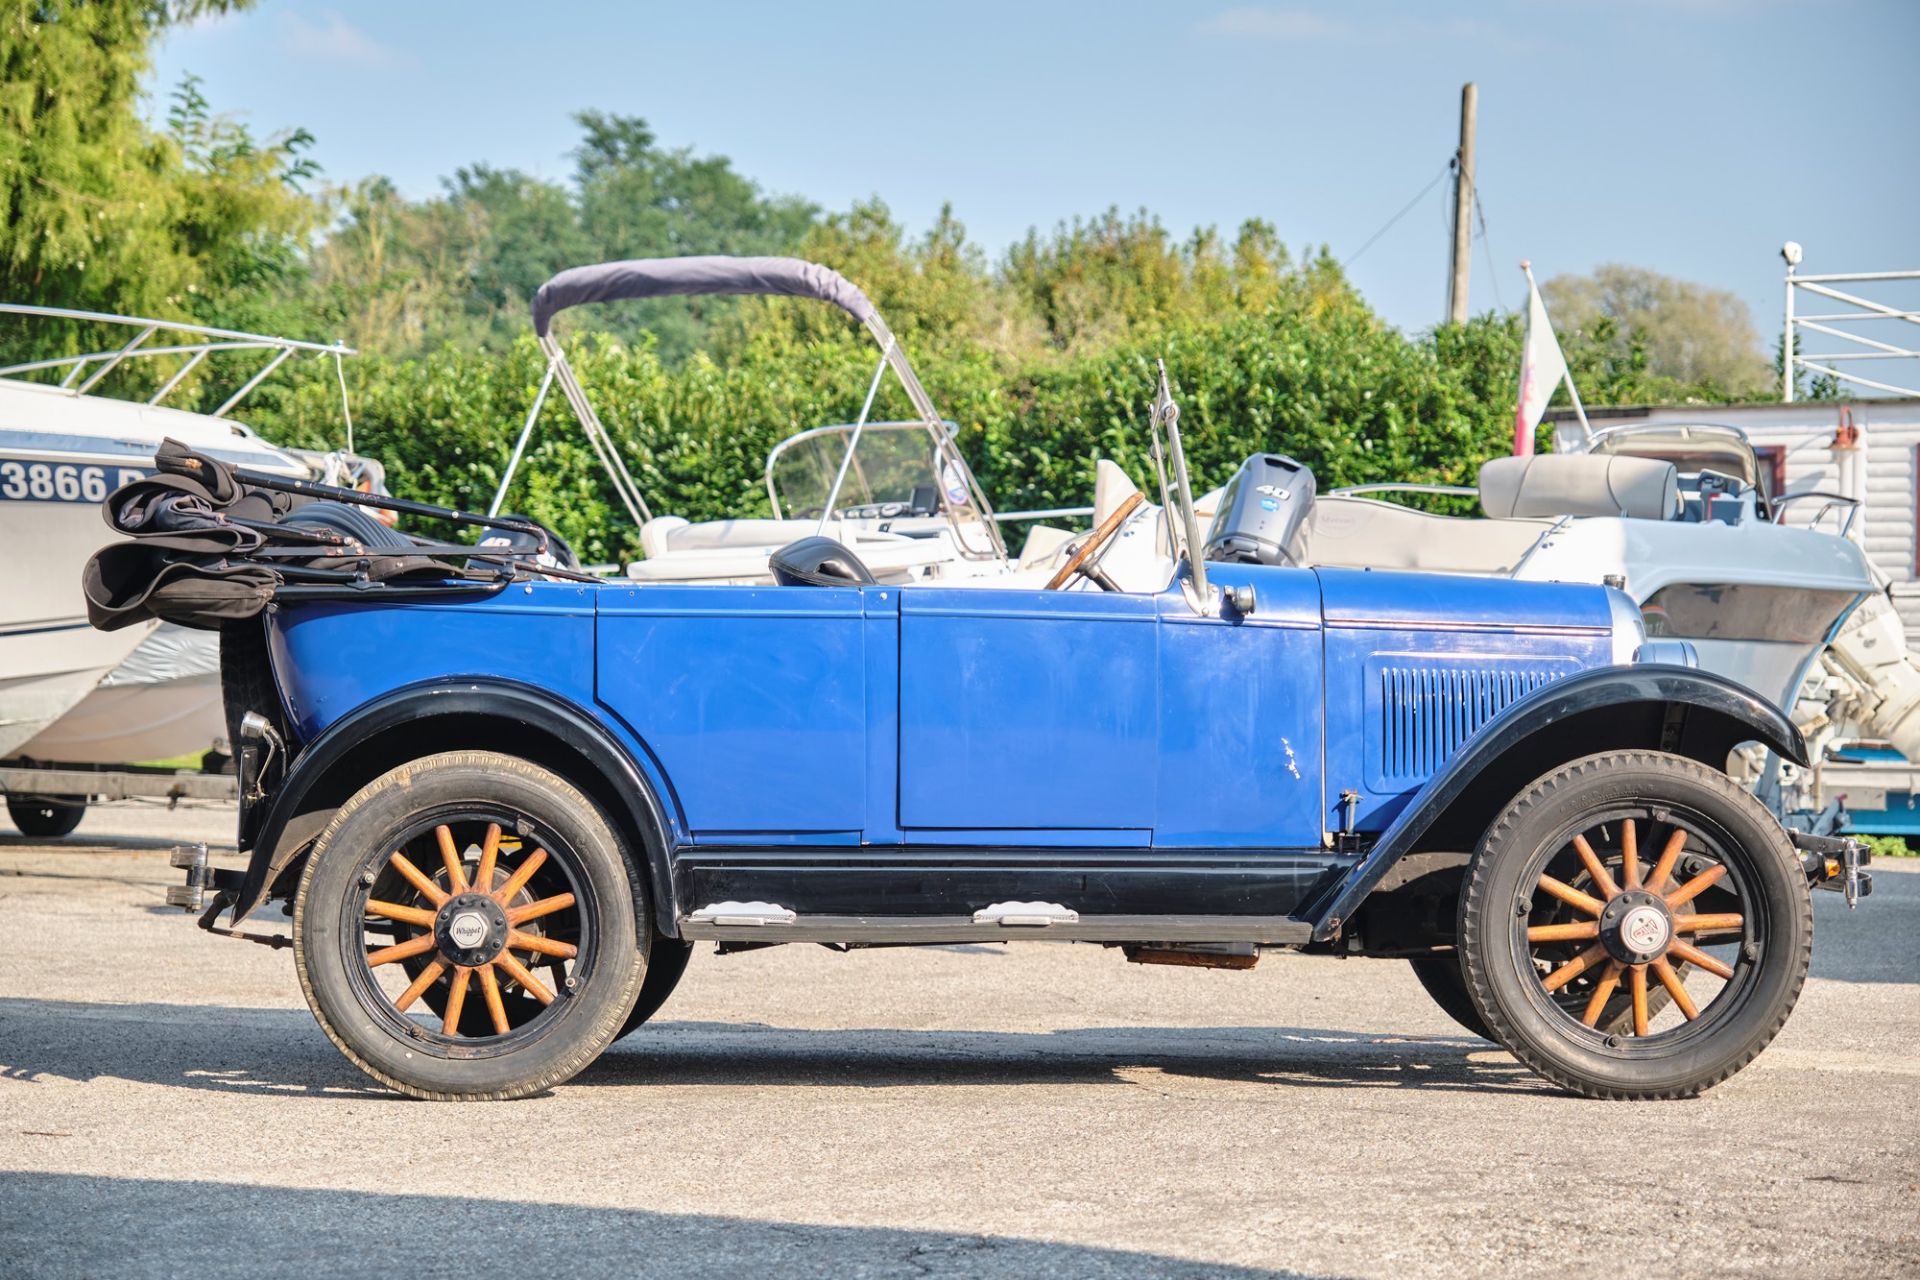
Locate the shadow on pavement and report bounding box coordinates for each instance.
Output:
[0,996,1544,1099]
[0,1172,1329,1279]
[594,1022,1545,1096]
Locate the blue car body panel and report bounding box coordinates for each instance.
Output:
[270,584,602,742]
[898,587,1159,837]
[1151,566,1324,848]
[596,585,868,842]
[263,566,1625,919]
[1316,568,1615,832]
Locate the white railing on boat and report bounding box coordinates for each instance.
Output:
[0,303,353,418]
[1331,482,1479,499]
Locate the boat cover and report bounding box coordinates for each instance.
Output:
[531,256,876,336]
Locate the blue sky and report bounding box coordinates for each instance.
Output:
[152,1,1918,348]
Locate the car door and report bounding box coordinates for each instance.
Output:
[893,587,1159,843]
[1150,565,1325,849]
[890,569,1326,851]
[595,584,869,841]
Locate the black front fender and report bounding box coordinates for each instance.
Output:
[226,679,679,935]
[1307,664,1804,941]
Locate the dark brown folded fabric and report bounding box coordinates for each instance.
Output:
[83,543,281,631]
[154,437,241,504]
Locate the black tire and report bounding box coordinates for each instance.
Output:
[1410,947,1683,1041]
[8,796,86,838]
[615,934,694,1040]
[293,751,646,1100]
[1407,954,1493,1039]
[1459,750,1811,1100]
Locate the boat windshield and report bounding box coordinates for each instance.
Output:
[1587,423,1763,491]
[766,421,998,553]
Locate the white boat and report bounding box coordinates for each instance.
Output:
[14,622,222,764]
[500,256,1055,587]
[0,305,357,766]
[1272,420,1897,828]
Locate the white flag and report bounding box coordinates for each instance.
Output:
[1514,264,1569,456]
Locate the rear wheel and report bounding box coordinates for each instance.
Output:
[293,751,645,1100]
[7,796,86,838]
[1459,751,1810,1100]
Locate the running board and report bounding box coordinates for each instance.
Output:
[676,912,1314,946]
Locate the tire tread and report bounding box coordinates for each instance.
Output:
[1458,750,1811,1101]
[292,749,645,1101]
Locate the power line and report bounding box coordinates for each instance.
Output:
[1343,162,1453,268]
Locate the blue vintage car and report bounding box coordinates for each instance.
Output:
[93,260,1869,1102]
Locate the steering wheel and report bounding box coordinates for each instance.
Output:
[1045,492,1145,590]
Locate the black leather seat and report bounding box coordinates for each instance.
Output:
[769,536,877,587]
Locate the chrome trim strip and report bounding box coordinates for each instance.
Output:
[1323,618,1611,636]
[678,913,1314,945]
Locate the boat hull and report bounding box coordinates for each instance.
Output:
[15,624,223,763]
[0,377,307,761]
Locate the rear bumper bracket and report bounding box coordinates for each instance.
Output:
[1791,830,1873,908]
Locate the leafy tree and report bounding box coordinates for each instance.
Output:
[565,111,818,360]
[1543,264,1772,399]
[300,111,822,360]
[0,4,1775,561]
[0,2,315,370]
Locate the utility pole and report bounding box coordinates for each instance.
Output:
[1447,81,1477,326]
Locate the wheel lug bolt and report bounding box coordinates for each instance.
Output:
[1516,898,1531,916]
[1605,1035,1621,1048]
[360,868,376,886]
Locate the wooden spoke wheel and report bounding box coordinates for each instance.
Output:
[1525,815,1732,1037]
[1458,751,1811,1100]
[293,751,646,1101]
[361,815,587,1044]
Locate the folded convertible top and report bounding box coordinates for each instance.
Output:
[81,439,543,631]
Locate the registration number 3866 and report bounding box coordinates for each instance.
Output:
[0,461,144,503]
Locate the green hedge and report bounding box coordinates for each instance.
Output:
[246,287,1530,566]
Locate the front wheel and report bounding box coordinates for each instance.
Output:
[293,751,646,1100]
[1458,751,1810,1100]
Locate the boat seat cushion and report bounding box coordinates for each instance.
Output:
[644,516,823,557]
[1302,496,1553,575]
[769,536,877,587]
[1478,453,1680,521]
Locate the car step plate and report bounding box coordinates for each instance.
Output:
[686,900,798,927]
[972,901,1079,927]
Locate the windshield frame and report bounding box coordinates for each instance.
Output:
[764,419,1001,552]
[1149,360,1212,613]
[1578,422,1772,514]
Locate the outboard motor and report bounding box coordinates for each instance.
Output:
[1204,453,1316,566]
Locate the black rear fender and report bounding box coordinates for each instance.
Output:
[1311,665,1804,944]
[228,680,679,935]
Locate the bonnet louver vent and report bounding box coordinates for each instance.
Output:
[1374,661,1569,788]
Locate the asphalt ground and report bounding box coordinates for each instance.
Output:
[1,802,1915,1278]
